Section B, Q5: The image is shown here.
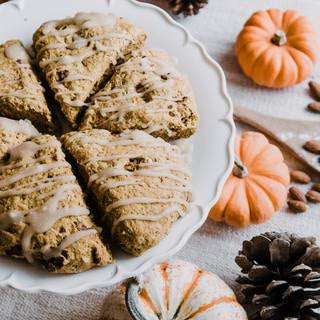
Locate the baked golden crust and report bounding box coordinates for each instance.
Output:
[33,13,147,126]
[0,134,112,273]
[0,40,53,132]
[62,129,192,256]
[80,49,199,141]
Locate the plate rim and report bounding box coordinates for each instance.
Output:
[0,0,235,294]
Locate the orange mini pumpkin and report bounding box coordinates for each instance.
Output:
[236,9,320,88]
[210,131,290,227]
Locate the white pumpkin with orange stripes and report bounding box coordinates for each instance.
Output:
[123,260,247,320]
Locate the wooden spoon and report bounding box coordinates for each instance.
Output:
[234,105,320,174]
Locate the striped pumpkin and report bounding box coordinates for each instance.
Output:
[125,260,247,320]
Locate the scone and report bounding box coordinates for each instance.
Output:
[0,117,39,161]
[0,134,113,273]
[0,40,53,131]
[80,49,199,141]
[62,129,192,256]
[33,12,147,127]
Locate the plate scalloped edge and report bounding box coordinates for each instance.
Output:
[0,0,235,294]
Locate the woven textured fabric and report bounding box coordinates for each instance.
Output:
[1,0,320,319]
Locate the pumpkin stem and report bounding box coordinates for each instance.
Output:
[233,156,248,178]
[271,30,287,46]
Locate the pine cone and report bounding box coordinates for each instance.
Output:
[168,0,208,16]
[235,232,320,320]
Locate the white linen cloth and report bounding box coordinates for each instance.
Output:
[1,0,320,318]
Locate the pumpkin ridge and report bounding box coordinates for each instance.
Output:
[209,176,238,222]
[237,42,270,76]
[250,174,285,211]
[139,288,160,316]
[287,15,311,35]
[282,10,302,33]
[184,295,237,320]
[251,162,290,186]
[287,45,313,65]
[237,35,268,52]
[285,47,302,81]
[272,53,290,87]
[245,179,274,224]
[266,9,282,30]
[224,180,250,227]
[239,132,269,167]
[175,270,204,318]
[284,48,299,84]
[242,143,270,168]
[287,46,314,82]
[159,262,170,313]
[289,40,319,63]
[246,45,271,76]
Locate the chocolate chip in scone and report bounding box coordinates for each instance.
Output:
[46,256,65,270]
[116,57,125,65]
[125,157,145,171]
[142,93,152,103]
[135,83,145,93]
[91,247,101,264]
[7,224,18,233]
[59,226,66,233]
[5,245,22,257]
[61,250,69,259]
[57,69,69,81]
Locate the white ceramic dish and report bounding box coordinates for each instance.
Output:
[0,0,235,294]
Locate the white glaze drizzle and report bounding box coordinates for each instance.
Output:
[111,205,183,235]
[0,118,39,137]
[71,130,172,150]
[0,175,76,198]
[0,43,44,101]
[35,12,134,109]
[41,228,97,260]
[4,43,30,62]
[0,139,92,263]
[65,130,191,235]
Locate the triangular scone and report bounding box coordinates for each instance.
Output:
[33,13,147,127]
[62,129,192,256]
[80,49,199,141]
[0,134,112,273]
[0,117,39,161]
[0,40,53,132]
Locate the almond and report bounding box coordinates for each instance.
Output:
[312,183,320,192]
[309,81,320,101]
[287,200,307,213]
[290,170,311,184]
[307,102,320,113]
[306,190,320,203]
[303,140,320,154]
[289,187,307,203]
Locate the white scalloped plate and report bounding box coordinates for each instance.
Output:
[0,0,235,294]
